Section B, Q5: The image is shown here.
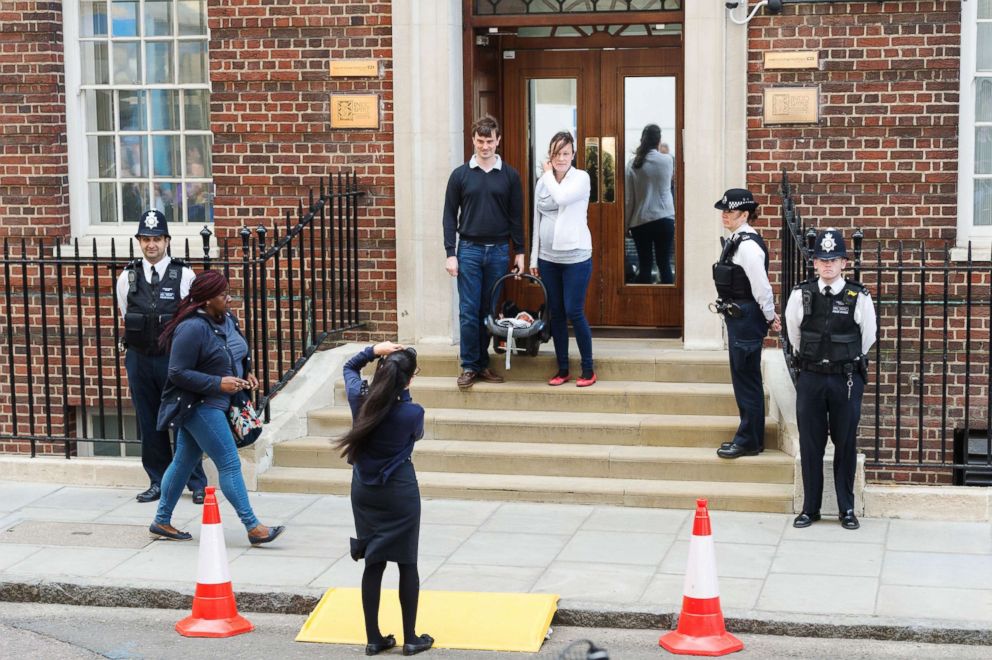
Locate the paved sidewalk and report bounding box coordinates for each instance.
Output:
[1,481,990,636]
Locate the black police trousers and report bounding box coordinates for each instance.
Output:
[796,370,865,515]
[125,349,207,490]
[724,300,768,451]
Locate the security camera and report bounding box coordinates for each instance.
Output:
[767,0,783,12]
[725,2,740,7]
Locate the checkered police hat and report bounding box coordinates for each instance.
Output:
[714,188,758,213]
[135,209,169,238]
[812,228,847,260]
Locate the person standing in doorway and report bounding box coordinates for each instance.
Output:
[116,209,207,504]
[624,124,675,284]
[529,131,596,387]
[442,115,525,389]
[785,229,877,531]
[711,189,781,459]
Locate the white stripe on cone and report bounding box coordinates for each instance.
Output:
[682,533,720,599]
[196,523,231,585]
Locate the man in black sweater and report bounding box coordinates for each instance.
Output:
[442,115,525,389]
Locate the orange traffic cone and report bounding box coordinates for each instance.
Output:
[659,499,743,656]
[176,486,254,638]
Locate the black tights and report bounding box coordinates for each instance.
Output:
[361,561,420,646]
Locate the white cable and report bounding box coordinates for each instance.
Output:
[727,0,769,25]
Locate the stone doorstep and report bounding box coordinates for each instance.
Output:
[334,377,764,416]
[256,467,795,513]
[0,578,989,646]
[305,407,782,449]
[272,437,794,484]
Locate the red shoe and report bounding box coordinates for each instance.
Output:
[576,373,597,387]
[548,373,571,386]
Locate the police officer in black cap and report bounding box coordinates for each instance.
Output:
[115,209,207,503]
[785,228,877,530]
[712,189,781,459]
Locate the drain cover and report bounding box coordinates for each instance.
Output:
[0,521,153,549]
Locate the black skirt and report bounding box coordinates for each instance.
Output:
[350,460,421,565]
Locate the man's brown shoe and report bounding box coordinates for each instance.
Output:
[477,368,504,384]
[457,370,477,389]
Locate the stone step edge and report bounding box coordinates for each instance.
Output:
[276,437,794,465]
[258,467,793,497]
[0,579,987,645]
[339,377,743,392]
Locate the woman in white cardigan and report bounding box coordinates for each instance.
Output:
[528,131,595,387]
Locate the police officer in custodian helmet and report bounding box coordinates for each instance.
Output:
[115,210,207,503]
[785,228,877,530]
[712,189,781,460]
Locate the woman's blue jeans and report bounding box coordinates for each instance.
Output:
[538,257,594,373]
[154,405,260,531]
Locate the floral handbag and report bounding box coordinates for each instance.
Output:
[228,390,263,448]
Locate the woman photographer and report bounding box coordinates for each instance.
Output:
[338,342,433,656]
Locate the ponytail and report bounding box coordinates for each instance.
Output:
[632,124,662,170]
[335,349,418,462]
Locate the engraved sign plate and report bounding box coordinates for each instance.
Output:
[763,87,819,124]
[329,59,379,77]
[330,94,379,129]
[763,51,819,70]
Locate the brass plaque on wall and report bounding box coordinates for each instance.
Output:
[763,87,819,124]
[329,59,379,77]
[330,94,379,129]
[763,51,819,70]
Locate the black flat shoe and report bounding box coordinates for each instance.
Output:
[839,510,860,530]
[366,634,396,656]
[149,522,192,541]
[136,484,161,503]
[248,525,286,546]
[403,634,434,656]
[191,489,206,505]
[720,441,764,453]
[792,512,821,528]
[716,444,760,459]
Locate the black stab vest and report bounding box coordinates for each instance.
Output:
[797,279,865,365]
[124,259,184,355]
[712,231,769,301]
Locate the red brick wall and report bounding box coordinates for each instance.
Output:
[208,0,396,338]
[0,1,69,238]
[747,2,965,484]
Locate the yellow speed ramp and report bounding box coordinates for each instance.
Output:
[296,588,559,653]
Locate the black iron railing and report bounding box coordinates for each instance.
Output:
[0,172,363,457]
[779,169,992,481]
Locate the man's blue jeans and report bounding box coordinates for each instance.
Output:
[538,257,594,373]
[457,240,509,372]
[154,406,260,531]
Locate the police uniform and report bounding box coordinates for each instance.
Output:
[785,229,877,530]
[115,210,205,503]
[712,189,777,459]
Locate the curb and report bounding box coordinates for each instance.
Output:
[2,580,990,646]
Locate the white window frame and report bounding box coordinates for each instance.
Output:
[958,0,992,250]
[64,0,214,247]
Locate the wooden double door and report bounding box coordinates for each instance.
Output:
[501,47,683,328]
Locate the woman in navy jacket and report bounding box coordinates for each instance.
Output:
[150,270,284,546]
[338,342,433,656]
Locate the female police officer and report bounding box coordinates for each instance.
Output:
[712,189,781,459]
[785,228,877,530]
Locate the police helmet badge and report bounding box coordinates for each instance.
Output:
[820,232,836,254]
[143,211,159,229]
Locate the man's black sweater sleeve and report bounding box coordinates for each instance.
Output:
[442,166,463,258]
[508,167,525,252]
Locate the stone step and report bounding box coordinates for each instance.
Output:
[257,466,794,513]
[308,407,779,449]
[389,344,732,384]
[273,437,794,484]
[335,377,758,416]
